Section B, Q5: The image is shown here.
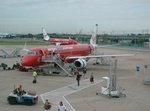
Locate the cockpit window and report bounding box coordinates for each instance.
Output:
[27,51,39,55]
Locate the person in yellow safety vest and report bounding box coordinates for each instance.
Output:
[13,61,20,69]
[12,61,17,69]
[33,70,37,81]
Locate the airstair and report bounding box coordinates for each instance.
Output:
[42,55,73,77]
[0,47,21,58]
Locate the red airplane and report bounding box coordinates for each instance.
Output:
[21,27,135,68]
[42,28,78,46]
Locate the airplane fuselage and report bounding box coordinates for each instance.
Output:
[50,38,78,45]
[21,44,93,66]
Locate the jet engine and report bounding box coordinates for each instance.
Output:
[74,58,87,68]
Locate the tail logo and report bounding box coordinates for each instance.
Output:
[42,28,50,41]
[91,31,96,44]
[44,33,48,39]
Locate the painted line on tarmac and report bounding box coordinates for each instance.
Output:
[40,79,103,111]
[82,97,97,111]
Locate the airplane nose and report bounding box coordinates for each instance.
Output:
[21,55,41,66]
[21,56,34,66]
[21,56,29,66]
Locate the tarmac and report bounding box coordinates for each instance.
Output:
[0,46,150,111]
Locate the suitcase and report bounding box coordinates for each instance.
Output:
[33,79,36,83]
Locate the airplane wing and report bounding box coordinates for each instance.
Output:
[97,44,120,48]
[66,53,136,60]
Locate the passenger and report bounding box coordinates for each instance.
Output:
[69,64,74,74]
[74,67,78,75]
[57,53,60,60]
[76,73,82,86]
[82,67,87,78]
[43,99,52,111]
[58,101,66,111]
[90,72,94,83]
[53,53,56,60]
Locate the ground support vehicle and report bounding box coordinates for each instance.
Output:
[0,63,8,70]
[7,90,38,105]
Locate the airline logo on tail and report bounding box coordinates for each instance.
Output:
[90,27,96,45]
[42,28,50,41]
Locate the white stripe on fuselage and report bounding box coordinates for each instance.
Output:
[47,46,73,51]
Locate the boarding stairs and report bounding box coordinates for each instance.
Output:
[42,55,73,76]
[0,47,21,58]
[0,49,11,57]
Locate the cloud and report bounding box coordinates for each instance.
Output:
[0,0,150,33]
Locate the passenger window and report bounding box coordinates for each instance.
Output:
[27,51,38,55]
[36,52,39,55]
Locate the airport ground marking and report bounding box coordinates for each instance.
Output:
[63,96,76,111]
[82,97,97,111]
[40,79,103,111]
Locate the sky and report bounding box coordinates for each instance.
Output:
[0,0,150,34]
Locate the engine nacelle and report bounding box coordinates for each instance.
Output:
[74,59,87,68]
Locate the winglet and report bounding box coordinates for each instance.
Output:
[42,28,50,41]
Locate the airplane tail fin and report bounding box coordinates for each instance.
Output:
[42,28,50,41]
[90,25,97,49]
[23,43,29,51]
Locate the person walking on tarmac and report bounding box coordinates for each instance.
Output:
[58,101,66,111]
[76,73,82,86]
[82,67,87,78]
[43,99,52,111]
[74,67,78,75]
[33,69,37,83]
[90,72,94,83]
[69,63,74,74]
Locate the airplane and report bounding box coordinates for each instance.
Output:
[42,28,78,46]
[21,26,136,68]
[0,33,10,37]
